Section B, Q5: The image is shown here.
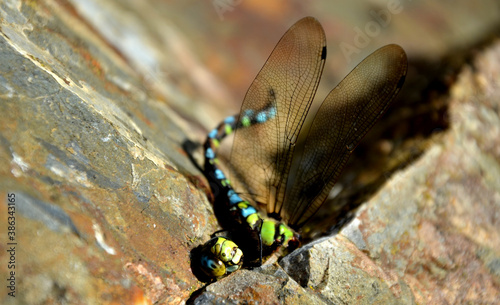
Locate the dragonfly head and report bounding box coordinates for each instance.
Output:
[198,237,243,279]
[199,252,226,278]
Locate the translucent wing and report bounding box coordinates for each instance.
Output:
[284,44,408,228]
[230,17,327,213]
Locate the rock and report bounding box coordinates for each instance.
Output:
[190,267,325,304]
[0,1,214,304]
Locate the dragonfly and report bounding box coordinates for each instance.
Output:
[193,16,408,281]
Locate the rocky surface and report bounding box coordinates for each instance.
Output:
[0,1,499,304]
[0,1,214,303]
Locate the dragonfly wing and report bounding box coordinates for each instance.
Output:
[285,44,408,228]
[230,17,326,215]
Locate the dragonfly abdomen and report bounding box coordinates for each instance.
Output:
[203,110,299,264]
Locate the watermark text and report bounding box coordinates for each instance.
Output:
[213,0,243,21]
[340,0,410,63]
[6,193,16,297]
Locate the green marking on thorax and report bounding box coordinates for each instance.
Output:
[261,220,276,246]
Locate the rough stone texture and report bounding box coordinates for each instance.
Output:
[0,1,215,304]
[0,1,499,305]
[190,267,326,305]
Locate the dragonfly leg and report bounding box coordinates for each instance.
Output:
[258,229,263,266]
